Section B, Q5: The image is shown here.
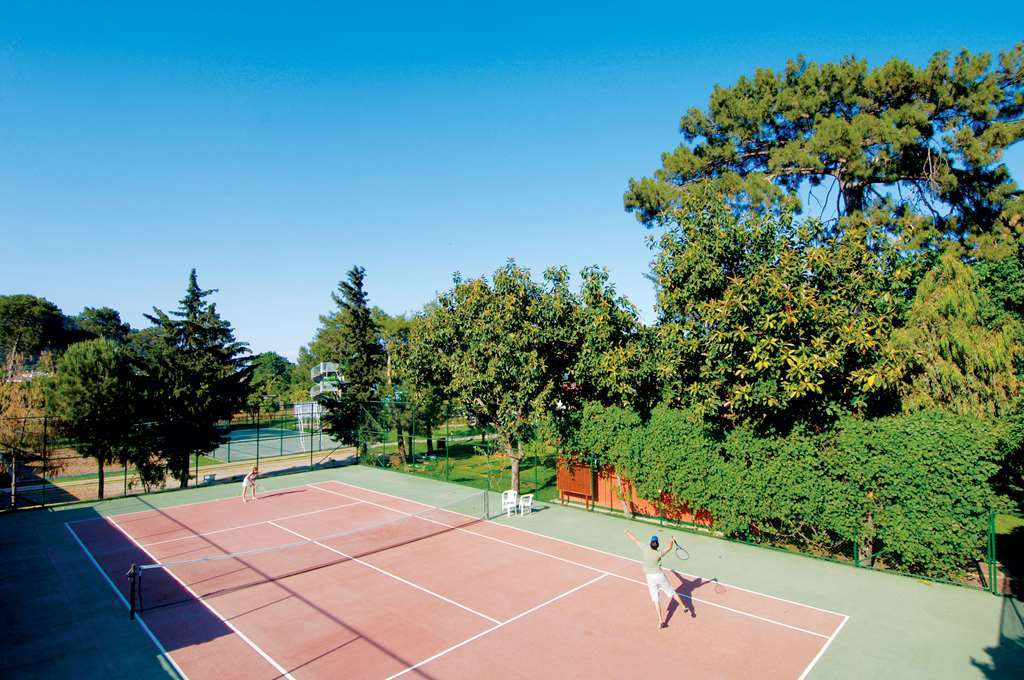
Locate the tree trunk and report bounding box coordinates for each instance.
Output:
[97,460,105,500]
[426,424,434,455]
[858,511,875,565]
[395,417,407,466]
[510,442,523,493]
[614,472,633,519]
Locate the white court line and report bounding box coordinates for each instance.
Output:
[67,480,319,525]
[107,517,297,680]
[319,479,849,620]
[386,574,607,679]
[267,520,500,625]
[307,483,831,640]
[798,613,850,680]
[64,523,190,680]
[142,501,362,547]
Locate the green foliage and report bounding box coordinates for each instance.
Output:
[75,306,131,343]
[651,188,918,428]
[887,251,1022,417]
[248,352,295,414]
[142,270,252,486]
[624,43,1024,249]
[393,311,450,446]
[45,339,138,498]
[0,294,65,362]
[312,266,384,401]
[568,267,659,414]
[833,411,1011,575]
[424,261,576,490]
[315,266,385,442]
[568,402,1007,577]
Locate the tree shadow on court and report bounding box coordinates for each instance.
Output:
[664,571,712,625]
[971,594,1024,678]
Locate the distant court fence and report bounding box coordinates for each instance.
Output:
[0,404,352,510]
[353,401,560,503]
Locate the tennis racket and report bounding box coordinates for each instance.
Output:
[672,537,690,560]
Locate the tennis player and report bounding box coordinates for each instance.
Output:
[241,466,259,502]
[625,528,688,628]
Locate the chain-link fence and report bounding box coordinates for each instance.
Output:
[0,406,353,509]
[354,402,560,502]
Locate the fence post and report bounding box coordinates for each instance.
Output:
[853,526,860,568]
[42,416,48,507]
[444,411,450,480]
[255,405,261,461]
[589,458,595,512]
[989,511,997,595]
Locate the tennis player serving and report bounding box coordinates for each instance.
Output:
[241,466,259,503]
[625,528,688,628]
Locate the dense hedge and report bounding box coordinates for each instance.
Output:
[569,403,1014,578]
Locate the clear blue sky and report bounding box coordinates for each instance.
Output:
[3,2,1022,360]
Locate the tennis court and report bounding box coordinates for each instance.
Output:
[210,427,344,462]
[66,479,847,679]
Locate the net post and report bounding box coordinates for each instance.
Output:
[127,564,138,619]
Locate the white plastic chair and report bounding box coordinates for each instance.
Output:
[501,490,518,517]
[518,494,534,516]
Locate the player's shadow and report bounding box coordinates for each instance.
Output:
[665,571,713,624]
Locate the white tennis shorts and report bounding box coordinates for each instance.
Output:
[646,572,674,602]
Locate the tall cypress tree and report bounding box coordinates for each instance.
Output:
[143,270,252,487]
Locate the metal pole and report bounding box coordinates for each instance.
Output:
[854,526,859,568]
[255,405,261,461]
[42,416,48,507]
[589,458,595,512]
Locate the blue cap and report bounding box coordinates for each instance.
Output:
[650,535,659,542]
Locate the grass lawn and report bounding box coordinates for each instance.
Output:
[364,440,559,502]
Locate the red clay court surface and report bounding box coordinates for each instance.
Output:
[67,480,849,679]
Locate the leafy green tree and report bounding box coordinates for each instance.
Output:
[291,345,318,402]
[0,295,65,363]
[45,339,137,499]
[76,307,131,343]
[651,188,918,428]
[566,267,658,415]
[396,309,453,454]
[142,270,252,487]
[429,262,576,491]
[625,43,1024,251]
[247,352,294,416]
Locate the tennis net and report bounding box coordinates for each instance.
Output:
[127,490,488,617]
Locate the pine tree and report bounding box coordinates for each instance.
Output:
[315,266,384,445]
[143,270,252,487]
[46,339,136,499]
